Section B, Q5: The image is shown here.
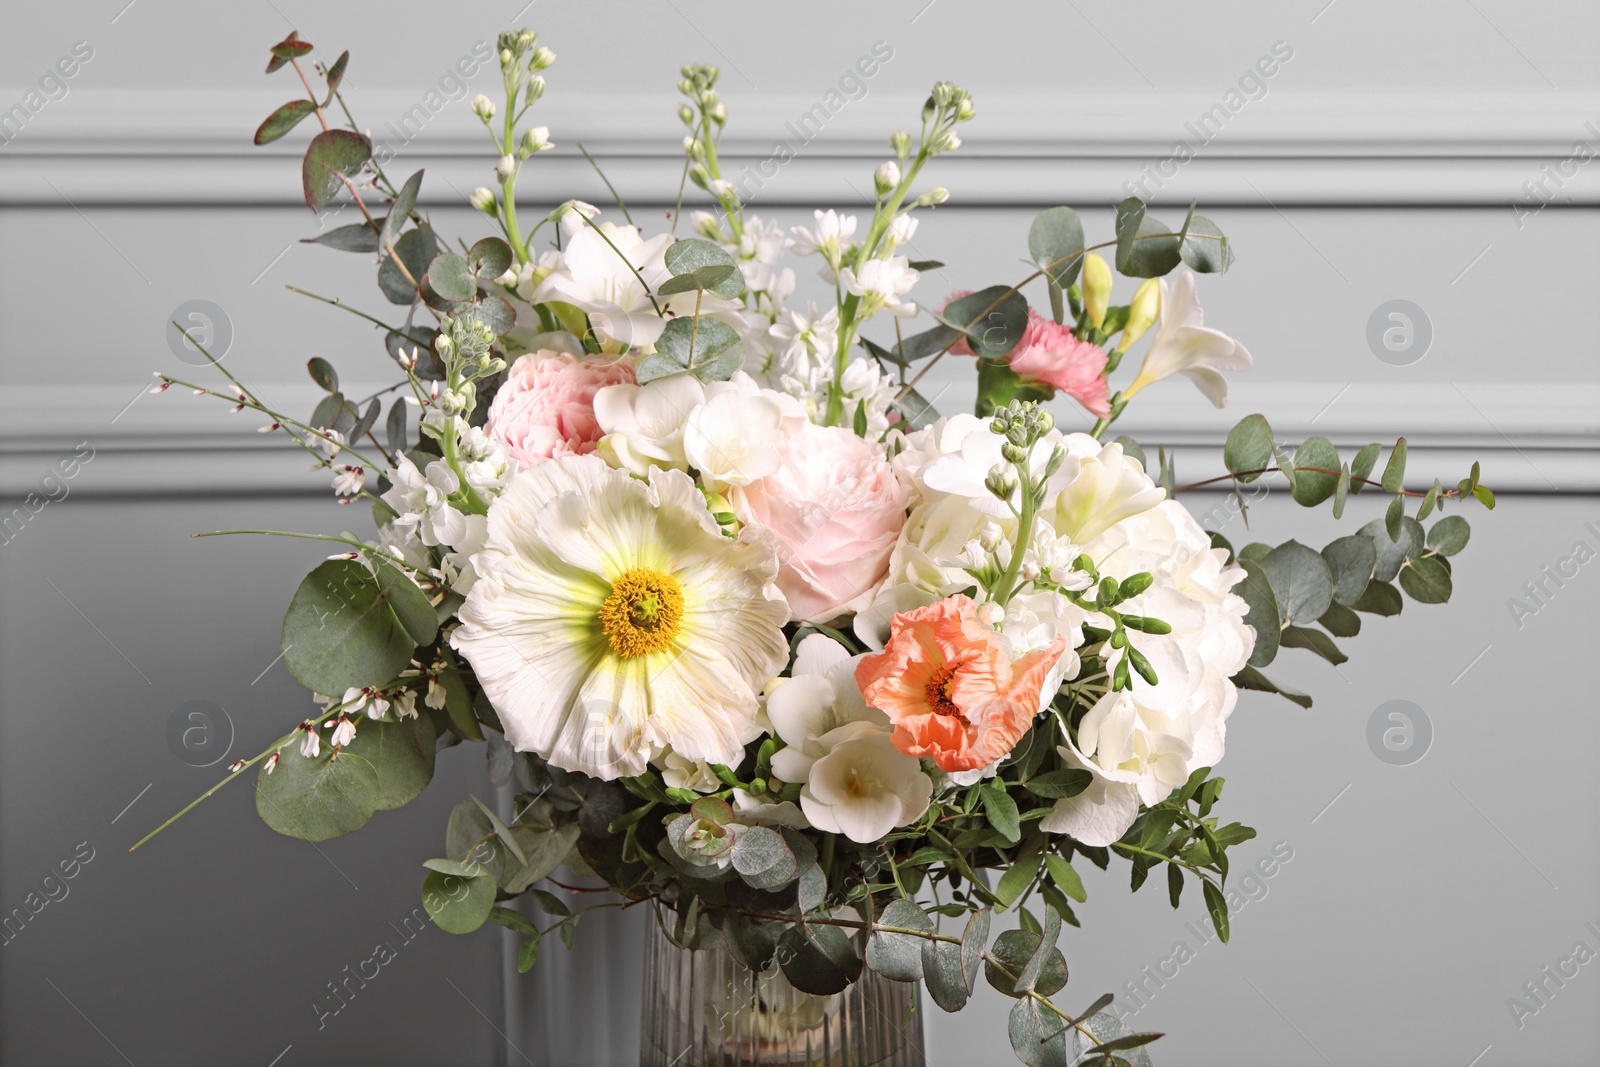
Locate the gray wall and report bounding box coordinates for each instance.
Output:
[2,1,1596,1064]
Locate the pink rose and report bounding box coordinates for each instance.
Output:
[1008,310,1111,417]
[732,424,908,624]
[485,350,634,466]
[939,293,1111,418]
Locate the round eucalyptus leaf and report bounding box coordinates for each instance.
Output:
[1321,534,1377,606]
[983,929,1066,998]
[1427,515,1471,556]
[421,868,495,934]
[255,746,379,842]
[1261,540,1334,625]
[302,129,372,213]
[1223,414,1273,483]
[467,236,514,279]
[378,226,437,304]
[280,559,439,695]
[940,286,1029,359]
[1290,437,1340,506]
[427,252,475,302]
[1399,555,1453,604]
[865,899,932,982]
[1027,206,1086,288]
[777,923,860,996]
[345,714,436,811]
[1236,559,1281,668]
[1179,215,1233,273]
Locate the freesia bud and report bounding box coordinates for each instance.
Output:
[471,94,496,120]
[1081,253,1112,328]
[874,160,901,196]
[1122,278,1162,348]
[470,187,497,213]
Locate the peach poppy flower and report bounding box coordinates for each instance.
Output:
[854,594,1066,772]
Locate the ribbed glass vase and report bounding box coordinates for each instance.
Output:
[638,920,926,1067]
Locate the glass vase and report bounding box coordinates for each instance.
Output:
[639,919,926,1067]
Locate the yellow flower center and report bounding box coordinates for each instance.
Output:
[598,568,684,658]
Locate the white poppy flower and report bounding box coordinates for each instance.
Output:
[1123,270,1252,407]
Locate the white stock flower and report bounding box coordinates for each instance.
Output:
[840,256,919,318]
[1123,270,1252,407]
[382,455,470,547]
[731,216,793,293]
[885,214,919,248]
[789,210,857,263]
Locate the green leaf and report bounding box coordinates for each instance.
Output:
[1381,438,1408,493]
[380,170,423,254]
[1280,625,1347,665]
[1016,906,1062,994]
[1399,555,1453,604]
[995,853,1043,908]
[1044,854,1087,903]
[1317,601,1362,638]
[1232,665,1313,709]
[378,225,437,304]
[1321,534,1377,606]
[1114,198,1182,277]
[517,931,542,973]
[656,265,738,296]
[323,51,349,100]
[778,923,860,996]
[502,823,581,893]
[255,99,317,145]
[1236,559,1281,668]
[1418,479,1441,522]
[268,33,314,61]
[1360,516,1424,583]
[1028,206,1086,288]
[1291,437,1340,506]
[1428,515,1471,556]
[302,222,380,253]
[653,316,744,383]
[895,386,942,431]
[490,905,539,936]
[1179,215,1233,273]
[1023,769,1093,800]
[921,934,969,1012]
[939,286,1030,359]
[255,744,380,842]
[1202,881,1230,943]
[1350,442,1381,493]
[385,398,409,454]
[960,909,990,994]
[1351,578,1404,616]
[467,237,514,280]
[980,783,1021,844]
[1007,996,1071,1067]
[353,714,437,810]
[307,357,338,393]
[1168,863,1184,908]
[730,825,798,890]
[985,929,1067,998]
[302,129,372,213]
[280,559,438,695]
[1223,415,1273,483]
[663,238,746,298]
[422,867,495,934]
[1261,540,1334,625]
[426,253,475,302]
[452,295,517,338]
[865,899,933,982]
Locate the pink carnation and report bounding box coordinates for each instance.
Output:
[1008,310,1111,417]
[485,350,634,466]
[732,423,908,624]
[938,292,1111,418]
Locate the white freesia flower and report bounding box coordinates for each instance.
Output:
[802,731,934,843]
[840,256,919,318]
[556,200,600,238]
[919,417,1078,517]
[653,746,721,793]
[452,455,790,779]
[766,635,889,783]
[593,373,706,475]
[682,380,788,489]
[1123,270,1252,407]
[1051,437,1166,545]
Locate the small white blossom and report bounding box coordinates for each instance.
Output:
[297,721,320,758]
[471,94,496,119]
[327,715,357,748]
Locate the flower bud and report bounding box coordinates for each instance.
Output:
[499,48,514,68]
[709,102,727,124]
[1019,561,1040,582]
[529,46,555,70]
[976,601,1005,628]
[519,126,551,157]
[1081,253,1112,329]
[916,186,950,207]
[688,165,710,190]
[1122,278,1162,347]
[956,97,976,121]
[525,75,545,104]
[677,79,695,96]
[471,94,496,120]
[984,463,1018,501]
[873,160,901,196]
[678,103,695,126]
[978,522,1004,551]
[1000,441,1028,464]
[496,154,516,180]
[470,187,497,213]
[708,178,736,202]
[890,130,911,159]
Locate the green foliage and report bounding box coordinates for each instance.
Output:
[302,129,372,213]
[939,286,1029,359]
[1113,197,1182,277]
[1027,207,1086,288]
[638,316,743,384]
[280,558,437,695]
[663,238,747,299]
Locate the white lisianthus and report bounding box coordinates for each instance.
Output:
[840,256,919,318]
[451,455,790,779]
[1123,270,1252,407]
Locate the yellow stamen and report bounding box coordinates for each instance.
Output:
[598,568,684,658]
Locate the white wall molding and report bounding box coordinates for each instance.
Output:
[4,88,1599,206]
[3,381,1593,497]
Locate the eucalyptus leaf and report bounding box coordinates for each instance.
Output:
[663,238,746,298]
[939,286,1029,359]
[1223,414,1273,483]
[1321,534,1377,605]
[422,867,495,934]
[778,923,860,996]
[302,222,381,253]
[1428,515,1471,556]
[254,99,317,145]
[985,929,1067,998]
[1290,437,1340,506]
[1359,517,1424,583]
[280,559,438,695]
[381,169,424,253]
[302,129,372,213]
[1280,625,1347,665]
[1232,665,1313,708]
[378,225,436,304]
[654,316,744,382]
[467,237,514,280]
[1028,206,1086,288]
[1236,559,1281,667]
[1179,215,1233,273]
[1399,555,1453,604]
[1350,578,1404,616]
[1261,541,1334,625]
[865,899,933,982]
[255,743,379,841]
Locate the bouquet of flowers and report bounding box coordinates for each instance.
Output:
[139,26,1495,1065]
